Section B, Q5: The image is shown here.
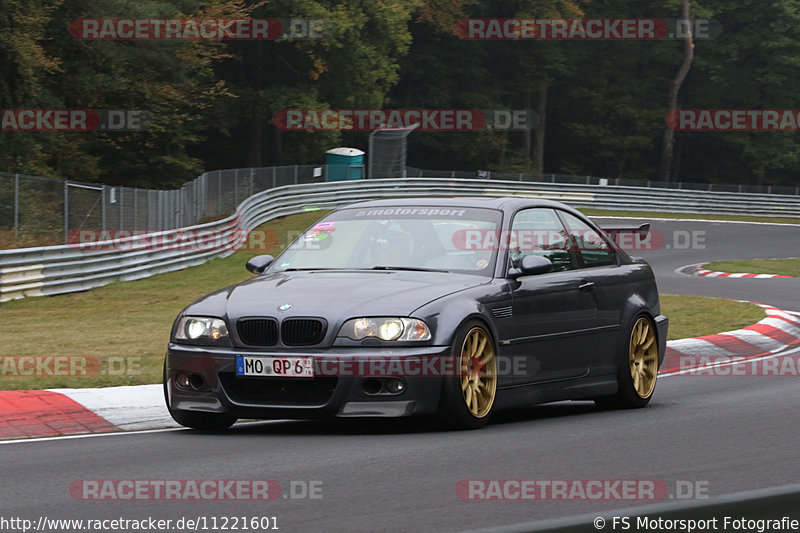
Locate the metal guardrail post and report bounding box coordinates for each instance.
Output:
[216,171,222,218]
[294,165,298,184]
[367,133,373,178]
[14,173,19,236]
[64,180,69,243]
[101,185,107,232]
[192,181,197,225]
[201,173,206,223]
[234,169,239,208]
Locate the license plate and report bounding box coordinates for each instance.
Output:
[236,355,314,378]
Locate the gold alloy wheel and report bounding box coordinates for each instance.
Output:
[459,327,497,418]
[629,317,658,399]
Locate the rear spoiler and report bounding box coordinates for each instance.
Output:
[601,223,650,239]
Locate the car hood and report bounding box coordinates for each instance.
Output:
[185,270,488,322]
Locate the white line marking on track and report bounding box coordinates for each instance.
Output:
[590,216,800,226]
[0,427,186,445]
[0,420,292,445]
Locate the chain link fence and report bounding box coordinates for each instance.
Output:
[2,165,799,247]
[0,165,359,246]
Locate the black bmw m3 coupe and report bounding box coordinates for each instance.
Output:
[165,197,667,430]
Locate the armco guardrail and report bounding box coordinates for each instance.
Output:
[2,176,800,302]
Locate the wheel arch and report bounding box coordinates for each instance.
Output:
[617,293,659,362]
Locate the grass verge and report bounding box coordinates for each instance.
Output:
[702,258,800,278]
[0,211,771,390]
[0,229,61,249]
[659,295,765,340]
[0,210,329,391]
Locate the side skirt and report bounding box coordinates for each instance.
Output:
[494,375,619,410]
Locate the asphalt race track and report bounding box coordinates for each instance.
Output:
[620,217,800,311]
[2,218,799,532]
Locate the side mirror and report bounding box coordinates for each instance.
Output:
[246,255,274,275]
[508,255,552,278]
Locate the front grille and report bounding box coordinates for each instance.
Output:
[281,318,327,346]
[237,318,278,346]
[220,373,337,405]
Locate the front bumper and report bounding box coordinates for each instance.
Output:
[655,314,669,367]
[165,344,453,419]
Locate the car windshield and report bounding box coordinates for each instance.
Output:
[272,206,502,275]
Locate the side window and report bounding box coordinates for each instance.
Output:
[558,211,617,268]
[509,208,573,272]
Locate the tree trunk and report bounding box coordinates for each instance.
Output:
[247,42,264,167]
[248,117,262,167]
[672,135,683,182]
[524,85,532,166]
[533,79,547,175]
[658,0,694,183]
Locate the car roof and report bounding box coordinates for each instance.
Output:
[339,196,579,213]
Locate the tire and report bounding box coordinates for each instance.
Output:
[163,361,237,431]
[437,320,498,429]
[595,314,659,410]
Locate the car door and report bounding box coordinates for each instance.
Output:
[500,208,600,384]
[557,210,627,374]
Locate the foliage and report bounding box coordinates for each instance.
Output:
[1,0,799,187]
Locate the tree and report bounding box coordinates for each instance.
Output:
[658,0,694,183]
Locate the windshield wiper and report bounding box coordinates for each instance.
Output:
[370,266,449,273]
[282,266,450,273]
[282,267,340,271]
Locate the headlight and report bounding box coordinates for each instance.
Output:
[174,316,229,343]
[339,317,431,341]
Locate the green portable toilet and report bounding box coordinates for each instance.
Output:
[325,147,365,181]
